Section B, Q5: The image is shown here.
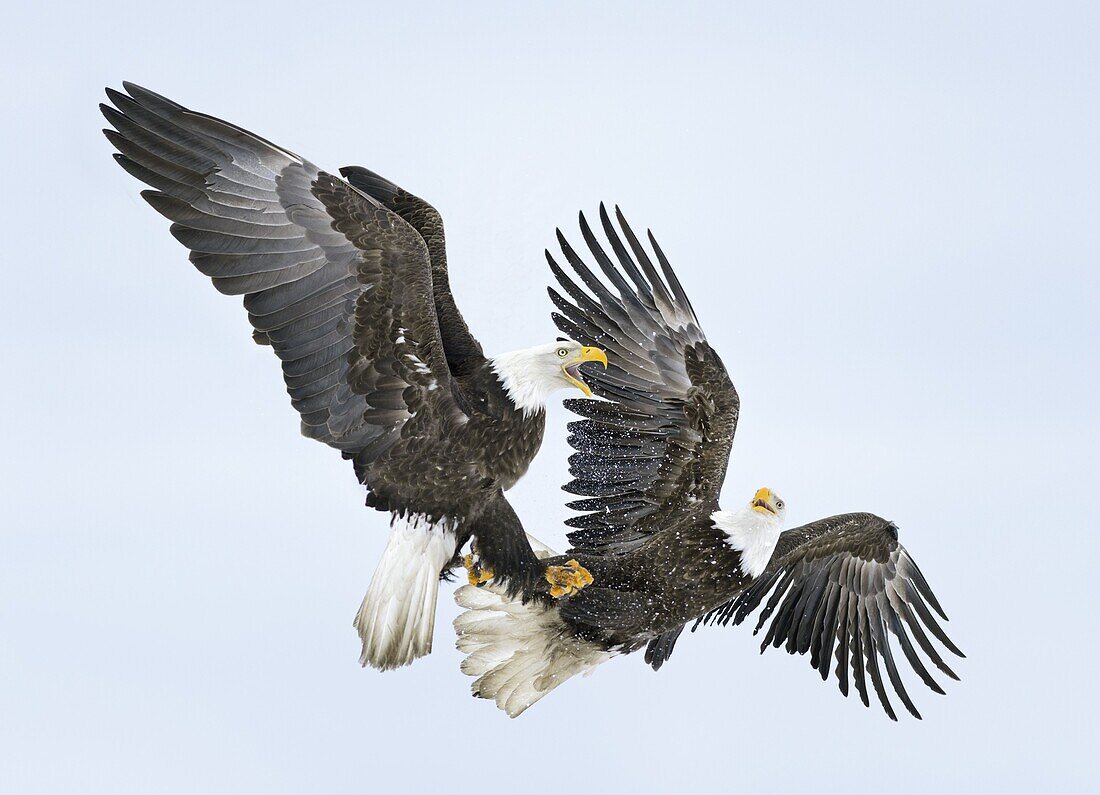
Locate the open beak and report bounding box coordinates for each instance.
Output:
[562,346,608,396]
[751,487,775,514]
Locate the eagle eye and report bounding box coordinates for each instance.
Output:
[776,500,784,510]
[557,348,569,357]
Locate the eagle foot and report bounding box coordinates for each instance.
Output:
[463,554,494,586]
[545,559,594,599]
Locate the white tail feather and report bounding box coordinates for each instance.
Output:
[354,518,456,671]
[453,535,612,717]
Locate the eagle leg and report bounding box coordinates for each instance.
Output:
[463,553,495,586]
[545,559,594,598]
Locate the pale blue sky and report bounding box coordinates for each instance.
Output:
[2,2,1097,792]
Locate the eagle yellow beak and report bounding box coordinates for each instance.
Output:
[562,346,608,396]
[752,487,775,514]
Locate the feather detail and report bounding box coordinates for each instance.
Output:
[453,535,613,717]
[354,517,457,671]
[712,507,783,578]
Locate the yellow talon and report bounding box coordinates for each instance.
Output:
[545,559,594,598]
[463,554,494,586]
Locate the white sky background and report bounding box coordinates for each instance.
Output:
[2,1,1097,791]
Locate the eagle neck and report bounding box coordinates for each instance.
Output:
[489,347,557,418]
[712,507,782,579]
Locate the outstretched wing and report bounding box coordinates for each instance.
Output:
[339,166,485,376]
[549,206,739,554]
[102,83,452,473]
[701,513,964,720]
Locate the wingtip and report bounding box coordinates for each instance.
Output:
[120,80,151,98]
[121,81,184,111]
[99,103,125,126]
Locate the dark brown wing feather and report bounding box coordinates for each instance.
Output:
[102,83,455,494]
[550,206,740,554]
[339,166,485,375]
[700,513,964,720]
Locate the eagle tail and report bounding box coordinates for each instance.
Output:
[453,536,612,717]
[354,517,457,670]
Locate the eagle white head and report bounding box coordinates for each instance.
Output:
[712,487,787,579]
[749,487,785,518]
[492,340,608,414]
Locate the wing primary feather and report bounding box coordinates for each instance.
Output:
[614,206,675,311]
[547,257,618,328]
[834,590,851,697]
[121,81,185,114]
[764,568,806,650]
[848,593,868,706]
[860,606,897,720]
[105,88,224,161]
[548,290,615,343]
[903,553,950,620]
[870,601,921,719]
[598,203,653,300]
[814,581,843,681]
[548,261,648,359]
[647,228,696,319]
[751,569,797,634]
[579,211,635,298]
[885,606,945,695]
[793,564,831,654]
[896,601,960,681]
[907,586,965,658]
[556,229,621,307]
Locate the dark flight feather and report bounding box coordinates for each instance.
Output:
[700,513,963,720]
[549,210,739,555]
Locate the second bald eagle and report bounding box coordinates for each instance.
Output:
[454,207,963,720]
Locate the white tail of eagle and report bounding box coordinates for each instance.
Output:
[354,518,457,670]
[452,535,613,717]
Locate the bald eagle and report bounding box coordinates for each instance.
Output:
[454,207,962,718]
[100,83,607,670]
